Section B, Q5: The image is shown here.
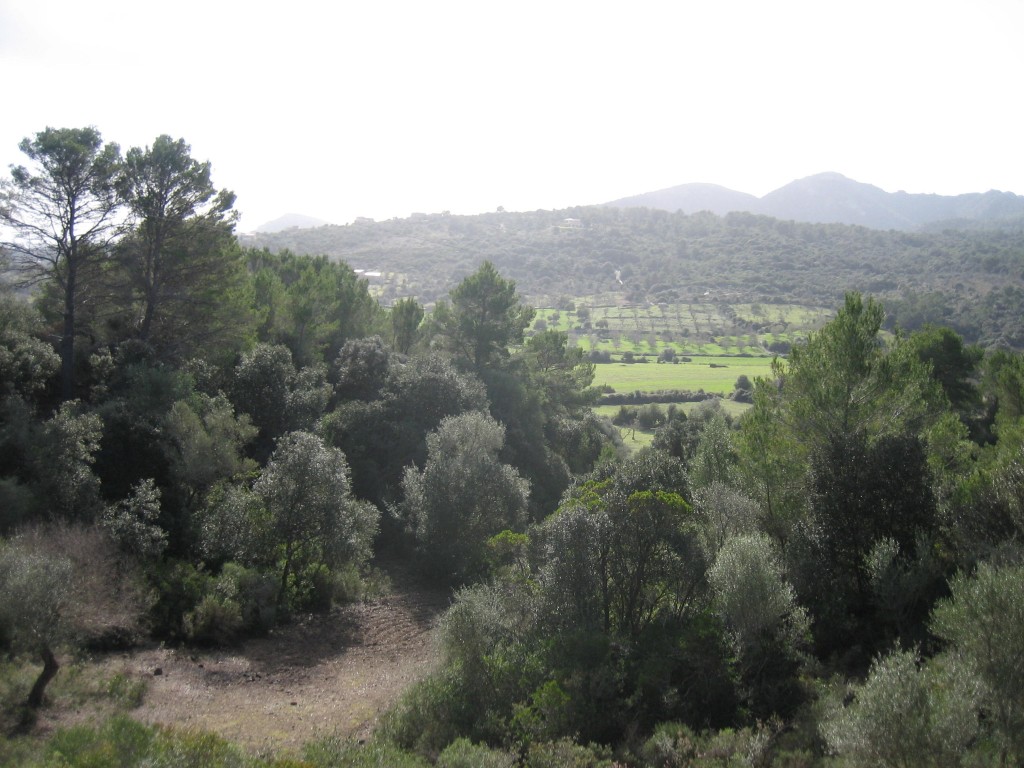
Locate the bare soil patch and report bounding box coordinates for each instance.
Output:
[46,564,450,755]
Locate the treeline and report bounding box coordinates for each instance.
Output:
[2,127,1024,766]
[243,205,1024,350]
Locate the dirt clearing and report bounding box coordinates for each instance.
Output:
[68,568,450,755]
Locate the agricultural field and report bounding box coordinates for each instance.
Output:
[528,298,815,395]
[530,298,832,359]
[592,356,774,396]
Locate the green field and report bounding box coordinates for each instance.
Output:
[592,356,774,395]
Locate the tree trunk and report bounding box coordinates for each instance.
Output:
[60,261,77,401]
[26,645,59,709]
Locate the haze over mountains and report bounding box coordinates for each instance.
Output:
[606,172,1024,231]
[254,173,1024,234]
[254,213,333,233]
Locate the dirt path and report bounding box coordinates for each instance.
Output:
[89,568,450,755]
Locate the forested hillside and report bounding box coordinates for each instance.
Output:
[4,127,1024,767]
[242,205,1024,349]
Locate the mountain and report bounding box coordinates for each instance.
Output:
[605,183,760,217]
[253,213,332,233]
[606,172,1024,231]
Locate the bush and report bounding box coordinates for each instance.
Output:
[215,562,278,634]
[149,560,214,641]
[525,738,615,768]
[930,562,1024,762]
[436,738,517,768]
[399,412,529,583]
[105,671,147,709]
[381,669,476,755]
[184,594,243,646]
[304,735,429,768]
[636,403,666,430]
[612,406,636,426]
[38,715,269,768]
[640,721,698,767]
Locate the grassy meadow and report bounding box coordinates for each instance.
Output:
[592,356,774,395]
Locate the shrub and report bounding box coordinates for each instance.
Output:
[381,669,475,755]
[525,738,615,768]
[105,671,147,709]
[149,560,214,641]
[639,721,698,767]
[636,403,665,430]
[304,736,429,768]
[436,738,517,768]
[398,412,529,583]
[40,716,268,768]
[215,562,278,634]
[184,595,243,646]
[930,562,1024,763]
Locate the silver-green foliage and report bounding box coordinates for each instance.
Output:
[400,411,529,580]
[930,562,1024,763]
[539,485,699,640]
[692,482,762,562]
[688,412,737,492]
[255,431,378,599]
[100,478,168,559]
[0,539,73,653]
[0,321,59,399]
[163,394,257,511]
[708,533,808,650]
[537,500,609,632]
[202,431,378,608]
[820,649,979,767]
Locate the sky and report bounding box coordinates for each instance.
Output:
[1,0,1022,232]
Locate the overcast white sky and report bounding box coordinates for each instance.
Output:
[2,0,1022,231]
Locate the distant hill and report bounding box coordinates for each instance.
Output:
[241,204,1024,349]
[253,213,332,233]
[607,172,1024,231]
[606,183,760,218]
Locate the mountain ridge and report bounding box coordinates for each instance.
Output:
[252,212,333,234]
[605,172,1024,230]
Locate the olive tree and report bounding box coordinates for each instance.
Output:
[399,411,529,582]
[254,431,378,609]
[708,533,809,717]
[0,525,148,711]
[540,480,701,641]
[930,562,1024,764]
[821,649,979,767]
